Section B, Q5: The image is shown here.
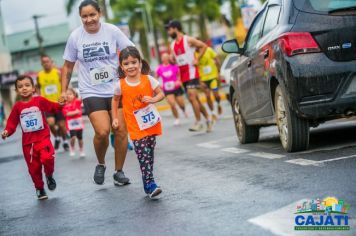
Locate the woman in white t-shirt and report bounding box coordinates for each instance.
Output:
[60,0,134,186]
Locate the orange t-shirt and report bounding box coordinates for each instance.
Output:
[120,75,162,140]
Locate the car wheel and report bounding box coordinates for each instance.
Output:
[231,96,259,144]
[274,85,309,152]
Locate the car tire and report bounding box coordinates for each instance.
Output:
[231,96,259,144]
[274,85,309,152]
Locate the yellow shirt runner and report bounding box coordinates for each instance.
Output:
[196,47,219,82]
[37,68,61,102]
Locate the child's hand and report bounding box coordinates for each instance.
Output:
[142,96,155,104]
[1,130,8,140]
[58,96,66,106]
[112,118,119,129]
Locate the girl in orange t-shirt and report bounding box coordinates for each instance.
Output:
[112,46,165,199]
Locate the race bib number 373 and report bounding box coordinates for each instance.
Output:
[133,104,161,131]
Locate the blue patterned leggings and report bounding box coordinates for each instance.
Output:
[133,136,156,185]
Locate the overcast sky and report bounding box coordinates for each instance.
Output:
[1,0,80,34]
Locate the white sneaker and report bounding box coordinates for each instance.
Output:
[206,120,213,133]
[173,119,180,126]
[80,151,86,157]
[69,151,75,157]
[189,123,203,132]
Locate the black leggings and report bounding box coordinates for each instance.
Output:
[133,136,156,185]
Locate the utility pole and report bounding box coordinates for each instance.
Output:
[32,15,45,55]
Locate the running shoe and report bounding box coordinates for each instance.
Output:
[79,151,86,157]
[46,176,56,191]
[93,164,106,185]
[145,182,162,199]
[54,139,61,150]
[70,150,75,157]
[63,142,70,151]
[188,123,203,132]
[173,119,180,126]
[113,170,130,186]
[206,120,213,133]
[36,189,48,200]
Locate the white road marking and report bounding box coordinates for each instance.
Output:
[285,159,322,166]
[250,152,285,159]
[248,199,355,236]
[197,143,221,149]
[221,147,249,154]
[196,136,237,149]
[286,155,356,166]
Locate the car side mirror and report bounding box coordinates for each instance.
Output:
[221,39,242,54]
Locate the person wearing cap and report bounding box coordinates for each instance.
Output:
[165,20,212,132]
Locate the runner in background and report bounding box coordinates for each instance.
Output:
[195,45,223,122]
[37,55,69,151]
[62,88,85,157]
[166,20,213,132]
[156,53,187,126]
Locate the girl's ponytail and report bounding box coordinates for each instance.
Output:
[141,59,151,75]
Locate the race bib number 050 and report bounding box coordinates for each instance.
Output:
[133,104,161,130]
[20,107,44,133]
[90,65,115,85]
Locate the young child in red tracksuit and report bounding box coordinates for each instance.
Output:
[1,75,64,200]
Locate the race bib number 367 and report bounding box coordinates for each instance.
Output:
[134,104,161,130]
[20,107,44,133]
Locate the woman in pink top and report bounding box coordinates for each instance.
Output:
[62,88,85,157]
[156,53,187,126]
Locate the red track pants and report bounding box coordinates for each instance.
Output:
[23,138,55,190]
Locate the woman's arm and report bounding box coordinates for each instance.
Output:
[111,95,121,129]
[60,60,75,98]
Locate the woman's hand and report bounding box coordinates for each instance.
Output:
[112,118,119,129]
[1,130,8,140]
[142,96,155,104]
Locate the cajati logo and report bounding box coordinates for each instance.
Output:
[294,197,351,231]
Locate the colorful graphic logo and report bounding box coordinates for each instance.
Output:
[294,197,351,231]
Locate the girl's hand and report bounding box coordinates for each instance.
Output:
[1,130,8,140]
[142,96,155,104]
[58,92,67,105]
[112,118,119,129]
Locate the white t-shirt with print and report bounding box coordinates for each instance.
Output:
[113,75,160,96]
[63,22,134,99]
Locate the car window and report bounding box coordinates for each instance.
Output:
[293,0,356,13]
[262,5,281,36]
[245,10,265,53]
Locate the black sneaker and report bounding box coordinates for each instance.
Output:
[63,142,70,151]
[36,189,48,200]
[46,176,56,191]
[93,164,106,185]
[54,139,61,150]
[113,171,130,186]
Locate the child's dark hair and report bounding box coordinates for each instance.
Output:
[79,0,100,15]
[15,75,34,89]
[118,46,151,78]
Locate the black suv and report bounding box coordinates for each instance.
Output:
[222,0,356,152]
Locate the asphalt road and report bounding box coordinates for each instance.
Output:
[1,100,356,236]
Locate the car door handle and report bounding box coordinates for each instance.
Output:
[247,60,252,67]
[263,49,269,59]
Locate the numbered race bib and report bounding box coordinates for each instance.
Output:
[133,104,161,131]
[44,85,58,95]
[90,65,115,85]
[176,54,189,66]
[20,107,44,133]
[164,81,176,91]
[203,65,212,75]
[162,70,173,78]
[68,118,83,130]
